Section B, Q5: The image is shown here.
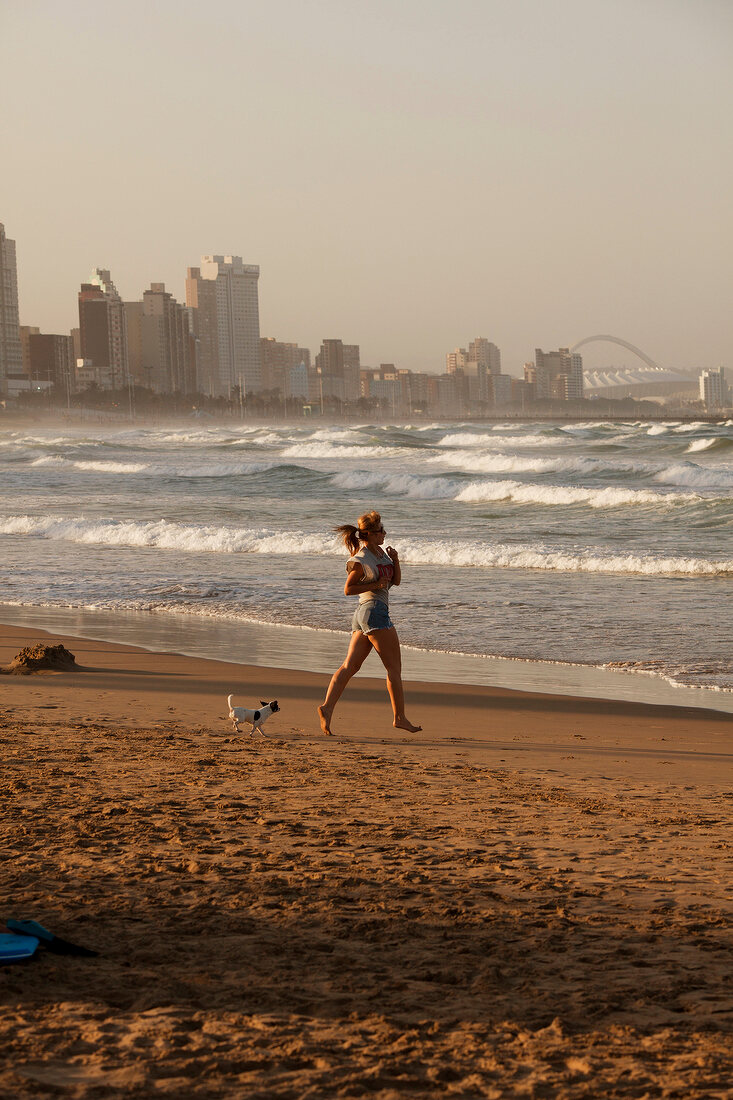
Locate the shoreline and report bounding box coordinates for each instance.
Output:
[2,601,732,714]
[1,618,731,785]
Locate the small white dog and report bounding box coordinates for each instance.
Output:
[227,694,280,736]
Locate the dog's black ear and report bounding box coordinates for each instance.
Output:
[260,700,268,707]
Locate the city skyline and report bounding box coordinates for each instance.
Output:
[2,220,723,413]
[3,0,732,375]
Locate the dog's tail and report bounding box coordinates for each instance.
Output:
[227,694,234,709]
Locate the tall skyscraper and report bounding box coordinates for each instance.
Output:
[78,269,129,389]
[0,224,23,395]
[186,256,261,396]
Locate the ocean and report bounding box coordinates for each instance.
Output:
[2,416,732,706]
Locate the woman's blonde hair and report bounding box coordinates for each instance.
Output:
[334,510,383,556]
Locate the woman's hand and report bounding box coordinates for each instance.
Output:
[386,545,401,587]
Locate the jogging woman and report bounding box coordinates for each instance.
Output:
[318,510,422,736]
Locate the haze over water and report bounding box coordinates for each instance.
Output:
[2,417,732,696]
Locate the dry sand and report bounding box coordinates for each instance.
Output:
[1,622,732,1098]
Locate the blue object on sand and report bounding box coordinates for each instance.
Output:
[6,919,98,957]
[7,919,54,942]
[0,933,40,963]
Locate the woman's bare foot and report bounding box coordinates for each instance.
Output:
[318,704,333,735]
[394,718,422,733]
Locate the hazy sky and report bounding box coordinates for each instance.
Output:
[3,0,732,375]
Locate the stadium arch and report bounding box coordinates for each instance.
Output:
[570,335,662,372]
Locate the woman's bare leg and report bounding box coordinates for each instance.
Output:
[367,626,422,732]
[318,631,372,735]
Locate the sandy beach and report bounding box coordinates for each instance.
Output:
[1,621,732,1098]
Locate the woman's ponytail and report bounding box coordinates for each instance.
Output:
[334,511,383,556]
[334,524,361,556]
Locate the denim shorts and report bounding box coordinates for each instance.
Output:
[351,600,394,635]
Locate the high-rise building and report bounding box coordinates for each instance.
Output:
[19,325,41,374]
[490,373,513,407]
[462,361,490,405]
[342,344,361,402]
[27,333,75,392]
[185,267,219,395]
[448,339,501,381]
[0,224,23,395]
[288,361,311,401]
[533,347,583,401]
[126,284,195,393]
[78,269,129,389]
[446,347,468,373]
[260,337,311,395]
[468,338,501,375]
[315,339,361,404]
[699,367,729,410]
[186,256,260,396]
[316,339,344,403]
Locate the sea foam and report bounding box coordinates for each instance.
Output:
[28,455,283,478]
[654,463,733,489]
[454,480,692,508]
[330,469,693,507]
[436,432,556,449]
[4,514,731,575]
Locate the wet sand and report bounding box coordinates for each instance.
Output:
[1,622,732,1098]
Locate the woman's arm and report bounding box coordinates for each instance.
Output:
[345,562,390,597]
[386,546,401,587]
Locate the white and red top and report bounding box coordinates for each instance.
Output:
[346,546,394,606]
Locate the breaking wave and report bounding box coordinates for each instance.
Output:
[408,538,733,576]
[331,469,697,508]
[28,455,288,478]
[431,449,663,478]
[436,432,557,449]
[280,441,401,460]
[0,514,332,556]
[30,457,149,474]
[3,513,732,575]
[331,470,457,499]
[685,437,733,454]
[653,463,733,489]
[454,481,693,508]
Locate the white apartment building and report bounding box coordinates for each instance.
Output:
[699,368,728,410]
